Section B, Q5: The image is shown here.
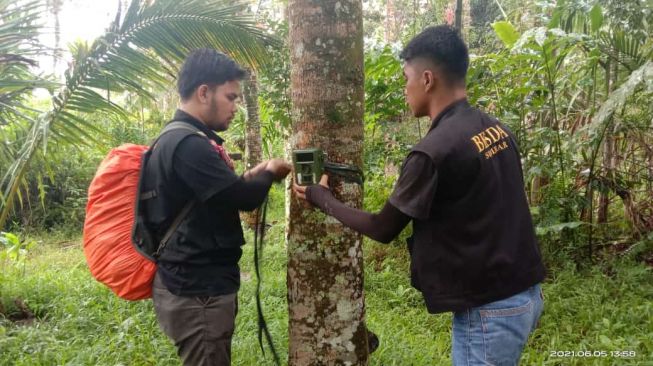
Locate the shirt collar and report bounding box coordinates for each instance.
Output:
[171,109,225,144]
[428,98,469,131]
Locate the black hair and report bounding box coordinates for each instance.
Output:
[177,48,246,100]
[400,25,469,84]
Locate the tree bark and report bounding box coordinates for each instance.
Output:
[455,0,463,31]
[384,0,400,43]
[597,128,615,223]
[244,71,263,170]
[462,0,471,39]
[47,0,63,72]
[287,1,368,365]
[241,70,264,229]
[598,59,619,223]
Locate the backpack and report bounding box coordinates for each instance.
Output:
[82,122,200,300]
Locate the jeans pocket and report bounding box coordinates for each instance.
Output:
[480,300,532,318]
[480,301,534,366]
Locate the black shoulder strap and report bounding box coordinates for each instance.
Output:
[155,121,205,258]
[138,121,204,260]
[152,121,204,149]
[154,200,195,258]
[138,122,202,202]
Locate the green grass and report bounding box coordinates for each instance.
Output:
[1,211,652,365]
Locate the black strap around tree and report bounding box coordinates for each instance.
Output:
[254,195,281,365]
[324,161,365,185]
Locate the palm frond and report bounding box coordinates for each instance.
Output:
[0,0,51,126]
[0,0,279,227]
[599,29,650,72]
[589,61,653,139]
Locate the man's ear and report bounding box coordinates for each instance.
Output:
[423,69,436,93]
[196,84,210,104]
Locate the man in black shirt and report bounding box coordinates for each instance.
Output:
[144,49,291,366]
[294,26,545,365]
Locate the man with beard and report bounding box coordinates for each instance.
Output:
[143,49,291,366]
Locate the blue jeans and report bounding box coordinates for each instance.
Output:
[452,284,543,366]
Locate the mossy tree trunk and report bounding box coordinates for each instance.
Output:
[455,0,463,31]
[242,70,263,229]
[286,0,368,365]
[244,71,263,170]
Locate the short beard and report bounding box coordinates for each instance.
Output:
[209,98,228,132]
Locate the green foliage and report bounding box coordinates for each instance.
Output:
[257,19,292,158]
[468,0,505,50]
[492,21,520,47]
[0,0,652,360]
[362,44,417,225]
[464,0,653,262]
[6,145,101,234]
[3,90,170,235]
[364,45,406,133]
[0,231,35,267]
[1,233,651,365]
[522,260,653,365]
[0,0,55,128]
[0,0,279,228]
[589,4,604,33]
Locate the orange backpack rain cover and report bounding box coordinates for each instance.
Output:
[83,144,155,300]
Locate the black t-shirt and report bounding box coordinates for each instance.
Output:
[388,99,545,313]
[389,152,438,220]
[143,110,253,296]
[174,131,239,202]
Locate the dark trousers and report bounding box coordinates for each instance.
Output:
[152,273,238,366]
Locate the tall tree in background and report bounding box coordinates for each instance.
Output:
[46,0,63,71]
[597,59,618,224]
[241,70,263,228]
[468,0,503,49]
[243,71,263,167]
[454,0,471,38]
[384,0,400,43]
[287,0,368,364]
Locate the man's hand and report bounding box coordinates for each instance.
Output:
[265,158,292,182]
[293,174,329,201]
[243,160,269,181]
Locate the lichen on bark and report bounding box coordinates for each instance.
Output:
[287,0,368,365]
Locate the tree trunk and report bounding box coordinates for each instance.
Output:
[47,0,63,72]
[244,71,263,170]
[468,0,503,49]
[241,70,263,229]
[529,112,550,205]
[640,133,653,195]
[287,1,368,365]
[455,0,463,31]
[384,0,399,43]
[598,59,619,223]
[597,128,615,223]
[462,0,471,39]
